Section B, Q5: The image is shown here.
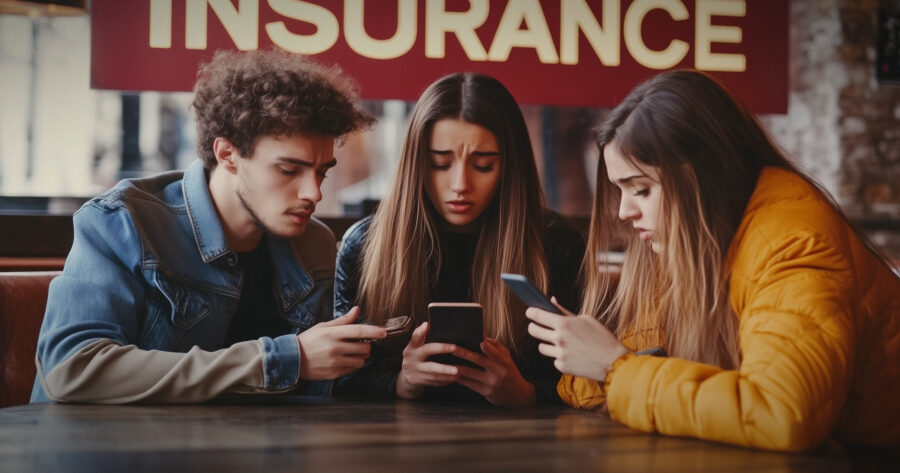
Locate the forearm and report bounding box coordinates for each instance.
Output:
[38,337,300,404]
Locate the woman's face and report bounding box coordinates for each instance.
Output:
[604,142,664,253]
[424,119,502,230]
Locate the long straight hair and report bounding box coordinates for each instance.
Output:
[357,73,548,354]
[583,70,809,369]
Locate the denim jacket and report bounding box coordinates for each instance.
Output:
[31,160,335,403]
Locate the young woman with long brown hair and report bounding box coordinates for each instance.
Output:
[334,72,585,407]
[527,70,900,450]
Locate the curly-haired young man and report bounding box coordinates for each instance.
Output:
[31,50,384,403]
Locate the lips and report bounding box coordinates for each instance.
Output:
[635,227,652,241]
[446,200,474,213]
[287,211,312,225]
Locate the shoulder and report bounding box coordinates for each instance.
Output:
[88,170,185,212]
[287,217,337,274]
[73,171,186,238]
[734,169,849,262]
[340,215,374,253]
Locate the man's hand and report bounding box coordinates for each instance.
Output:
[297,307,387,380]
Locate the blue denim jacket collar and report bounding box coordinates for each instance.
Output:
[182,160,231,264]
[181,160,314,315]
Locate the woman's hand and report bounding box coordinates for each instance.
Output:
[452,339,536,408]
[525,298,629,382]
[395,322,460,400]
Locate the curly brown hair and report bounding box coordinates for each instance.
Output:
[191,49,375,169]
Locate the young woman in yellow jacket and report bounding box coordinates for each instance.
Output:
[526,70,900,452]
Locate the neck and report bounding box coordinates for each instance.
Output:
[207,166,264,252]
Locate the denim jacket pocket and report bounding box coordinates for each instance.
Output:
[154,271,214,330]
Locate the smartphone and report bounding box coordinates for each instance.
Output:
[363,315,412,336]
[636,346,667,357]
[425,302,483,367]
[355,315,412,342]
[500,273,562,314]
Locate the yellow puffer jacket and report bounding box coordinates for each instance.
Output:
[558,167,900,452]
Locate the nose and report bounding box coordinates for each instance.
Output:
[450,163,470,194]
[297,173,323,203]
[618,196,640,222]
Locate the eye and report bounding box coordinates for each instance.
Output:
[474,164,495,172]
[634,188,650,197]
[429,161,451,171]
[277,166,298,176]
[317,169,329,179]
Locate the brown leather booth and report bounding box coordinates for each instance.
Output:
[0,271,58,407]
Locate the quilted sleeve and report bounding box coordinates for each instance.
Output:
[605,232,856,452]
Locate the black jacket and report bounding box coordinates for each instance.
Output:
[333,212,586,404]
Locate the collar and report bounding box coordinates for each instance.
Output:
[182,160,233,264]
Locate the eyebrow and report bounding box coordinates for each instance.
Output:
[614,174,648,185]
[427,149,500,157]
[278,157,338,168]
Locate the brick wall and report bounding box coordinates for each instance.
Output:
[761,0,900,258]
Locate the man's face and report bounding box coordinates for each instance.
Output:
[233,133,335,238]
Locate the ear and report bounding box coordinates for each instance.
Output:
[213,137,240,175]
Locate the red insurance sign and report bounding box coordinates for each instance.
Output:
[91,0,788,113]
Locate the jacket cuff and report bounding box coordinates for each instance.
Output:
[260,334,301,390]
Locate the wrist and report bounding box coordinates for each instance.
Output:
[395,370,424,400]
[599,346,630,382]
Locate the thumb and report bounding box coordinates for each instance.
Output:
[408,321,429,347]
[320,306,360,327]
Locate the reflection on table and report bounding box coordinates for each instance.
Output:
[0,396,894,472]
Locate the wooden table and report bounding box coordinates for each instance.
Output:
[0,397,893,472]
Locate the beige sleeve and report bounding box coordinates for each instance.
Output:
[37,338,296,404]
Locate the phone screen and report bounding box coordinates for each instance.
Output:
[500,273,562,314]
[425,302,483,367]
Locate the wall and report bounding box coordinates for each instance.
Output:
[761,0,900,258]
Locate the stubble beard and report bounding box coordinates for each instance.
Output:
[237,190,279,237]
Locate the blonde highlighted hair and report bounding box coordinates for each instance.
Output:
[356,73,548,354]
[583,70,802,369]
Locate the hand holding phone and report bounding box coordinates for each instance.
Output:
[500,273,562,314]
[425,302,484,367]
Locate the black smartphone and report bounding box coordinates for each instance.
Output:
[363,315,412,336]
[500,273,562,314]
[636,346,667,357]
[354,315,412,342]
[425,302,483,367]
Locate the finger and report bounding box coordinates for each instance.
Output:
[417,342,459,357]
[452,347,492,369]
[320,306,360,327]
[454,376,489,396]
[550,296,576,316]
[537,342,560,359]
[527,322,557,343]
[482,339,509,357]
[525,307,563,329]
[408,322,429,347]
[330,324,387,341]
[417,372,459,386]
[417,361,459,376]
[455,364,490,382]
[335,341,373,357]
